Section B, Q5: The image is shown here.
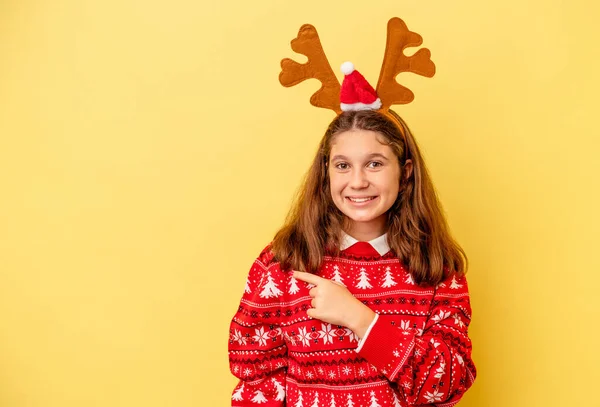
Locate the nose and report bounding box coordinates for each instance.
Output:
[349,168,369,189]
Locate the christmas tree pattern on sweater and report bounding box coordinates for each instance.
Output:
[229,243,476,406]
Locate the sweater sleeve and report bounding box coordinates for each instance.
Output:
[356,272,476,406]
[228,246,288,406]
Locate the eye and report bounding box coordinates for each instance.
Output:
[334,162,350,170]
[368,161,383,168]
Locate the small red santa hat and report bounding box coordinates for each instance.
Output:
[339,62,382,112]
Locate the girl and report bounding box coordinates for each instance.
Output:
[229,20,476,407]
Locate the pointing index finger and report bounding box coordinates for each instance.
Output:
[292,271,324,285]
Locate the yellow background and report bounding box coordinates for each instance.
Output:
[1,0,599,406]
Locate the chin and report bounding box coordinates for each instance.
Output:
[344,212,384,223]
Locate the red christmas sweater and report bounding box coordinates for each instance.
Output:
[228,239,476,407]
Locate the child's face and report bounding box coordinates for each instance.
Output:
[328,129,401,237]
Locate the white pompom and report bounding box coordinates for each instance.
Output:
[340,61,355,75]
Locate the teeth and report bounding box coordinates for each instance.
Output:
[348,197,374,203]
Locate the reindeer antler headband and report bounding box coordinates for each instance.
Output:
[279,17,435,157]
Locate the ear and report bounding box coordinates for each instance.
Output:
[403,159,413,180]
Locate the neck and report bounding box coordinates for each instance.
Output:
[345,216,387,241]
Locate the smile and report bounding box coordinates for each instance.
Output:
[346,196,377,203]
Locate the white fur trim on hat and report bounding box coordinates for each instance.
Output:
[340,98,382,112]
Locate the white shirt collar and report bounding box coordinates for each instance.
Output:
[340,231,391,256]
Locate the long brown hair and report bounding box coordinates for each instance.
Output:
[271,110,467,286]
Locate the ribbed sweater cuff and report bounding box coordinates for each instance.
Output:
[355,314,416,380]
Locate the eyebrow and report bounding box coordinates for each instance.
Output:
[330,153,390,161]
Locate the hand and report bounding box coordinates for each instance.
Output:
[293,271,376,339]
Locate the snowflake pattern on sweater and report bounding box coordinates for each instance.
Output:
[229,243,476,406]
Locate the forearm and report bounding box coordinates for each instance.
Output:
[347,303,377,339]
[354,310,475,404]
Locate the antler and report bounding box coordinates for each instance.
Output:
[376,18,436,109]
[279,24,341,114]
